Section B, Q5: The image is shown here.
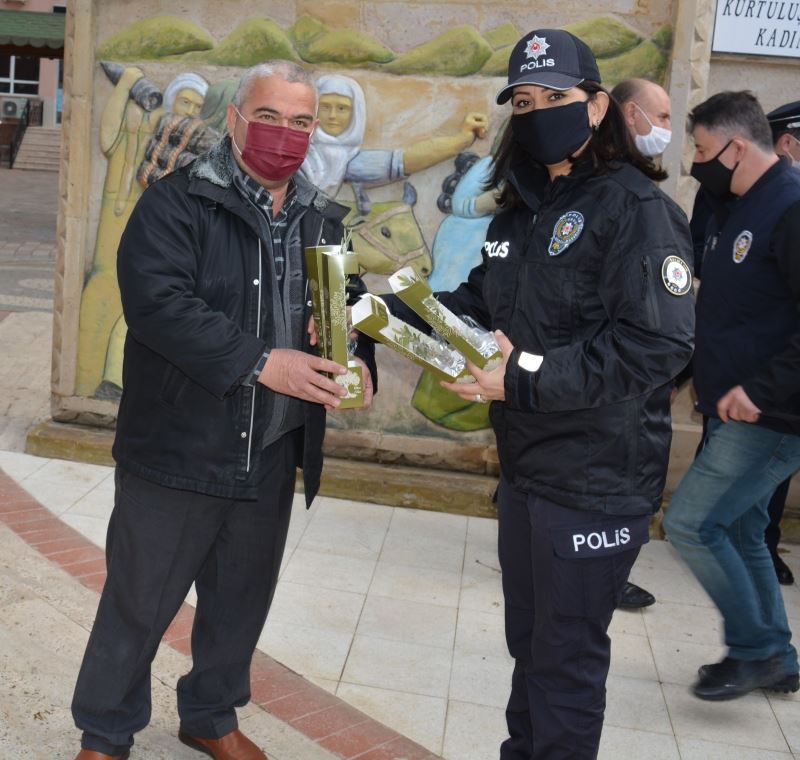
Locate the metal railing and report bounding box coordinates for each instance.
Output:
[9,99,31,169]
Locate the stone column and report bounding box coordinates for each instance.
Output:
[661,0,716,215]
[51,0,115,425]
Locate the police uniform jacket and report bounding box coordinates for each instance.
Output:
[694,159,800,434]
[112,139,376,503]
[437,159,695,516]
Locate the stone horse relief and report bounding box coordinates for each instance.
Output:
[342,182,430,277]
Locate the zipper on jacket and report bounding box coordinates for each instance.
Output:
[245,240,263,473]
[305,216,326,330]
[640,257,661,329]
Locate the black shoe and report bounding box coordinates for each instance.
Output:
[617,582,656,610]
[693,655,799,700]
[772,552,795,586]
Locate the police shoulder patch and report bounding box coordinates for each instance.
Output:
[548,211,584,256]
[661,255,692,296]
[732,230,753,263]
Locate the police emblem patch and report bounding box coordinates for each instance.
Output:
[732,230,753,263]
[524,35,550,60]
[548,211,584,256]
[661,255,692,296]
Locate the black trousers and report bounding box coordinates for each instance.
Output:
[71,432,300,755]
[497,479,648,760]
[765,476,793,556]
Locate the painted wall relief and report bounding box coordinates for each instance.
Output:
[76,12,673,435]
[95,14,672,84]
[75,65,215,398]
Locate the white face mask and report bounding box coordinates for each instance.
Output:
[633,103,672,157]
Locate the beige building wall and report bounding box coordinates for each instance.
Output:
[710,56,799,114]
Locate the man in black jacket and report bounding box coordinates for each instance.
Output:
[70,60,375,760]
[610,76,675,611]
[759,100,800,586]
[664,91,800,702]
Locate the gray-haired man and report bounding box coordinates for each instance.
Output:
[71,60,375,760]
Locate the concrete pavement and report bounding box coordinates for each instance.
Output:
[0,168,58,313]
[2,449,800,760]
[0,517,340,760]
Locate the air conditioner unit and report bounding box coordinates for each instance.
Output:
[0,97,29,119]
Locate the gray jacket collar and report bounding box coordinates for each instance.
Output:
[189,136,328,211]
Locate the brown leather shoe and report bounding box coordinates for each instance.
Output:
[178,728,267,760]
[74,750,130,760]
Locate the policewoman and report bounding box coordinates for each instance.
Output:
[432,29,695,758]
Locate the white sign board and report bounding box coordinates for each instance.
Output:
[712,0,800,58]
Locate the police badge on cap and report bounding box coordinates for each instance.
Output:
[496,29,601,104]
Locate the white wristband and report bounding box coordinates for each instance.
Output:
[518,351,544,373]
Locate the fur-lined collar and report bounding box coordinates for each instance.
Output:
[190,136,330,211]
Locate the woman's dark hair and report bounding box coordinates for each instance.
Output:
[489,81,667,209]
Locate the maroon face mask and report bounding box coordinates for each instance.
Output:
[232,107,310,181]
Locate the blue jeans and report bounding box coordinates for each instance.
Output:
[664,419,800,669]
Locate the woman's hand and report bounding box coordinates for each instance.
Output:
[440,330,514,403]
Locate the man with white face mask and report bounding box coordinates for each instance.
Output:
[612,78,672,158]
[605,77,674,612]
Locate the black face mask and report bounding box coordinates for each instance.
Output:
[690,140,739,198]
[511,100,592,166]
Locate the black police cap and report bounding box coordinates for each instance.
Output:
[497,29,601,105]
[766,100,800,129]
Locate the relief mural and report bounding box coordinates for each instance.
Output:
[75,10,673,436]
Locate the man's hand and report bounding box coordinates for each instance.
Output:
[258,349,347,407]
[440,330,513,403]
[717,385,761,423]
[462,112,489,141]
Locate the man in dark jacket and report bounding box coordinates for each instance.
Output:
[71,60,375,760]
[760,100,800,585]
[610,76,675,611]
[664,91,800,701]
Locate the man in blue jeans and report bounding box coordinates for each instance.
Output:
[664,90,800,701]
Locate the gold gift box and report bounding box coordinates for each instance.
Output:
[305,244,364,409]
[351,294,470,383]
[388,266,502,371]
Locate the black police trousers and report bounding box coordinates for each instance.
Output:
[497,478,649,760]
[71,431,300,756]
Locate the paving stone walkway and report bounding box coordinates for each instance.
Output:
[1,451,799,760]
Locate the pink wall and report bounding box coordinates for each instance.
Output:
[0,2,65,125]
[0,0,63,11]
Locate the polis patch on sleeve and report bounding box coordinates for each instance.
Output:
[732,230,753,263]
[661,255,692,296]
[548,211,584,256]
